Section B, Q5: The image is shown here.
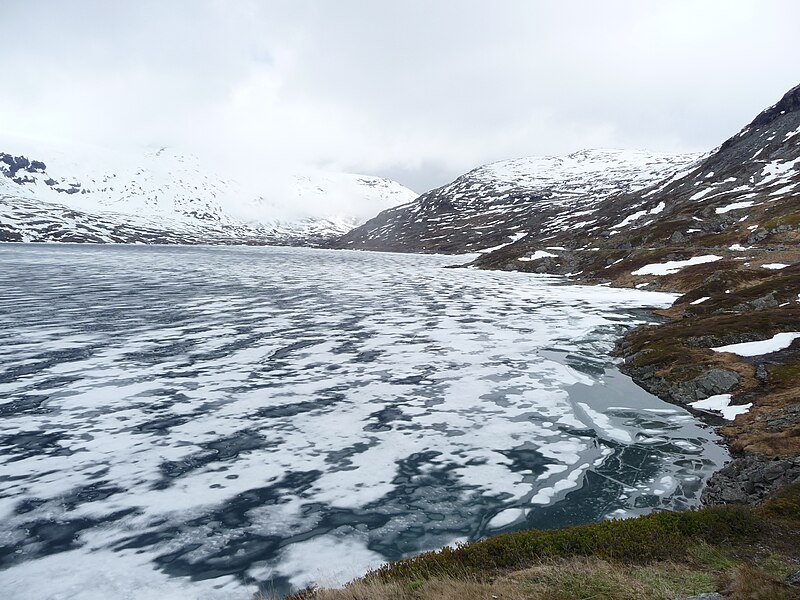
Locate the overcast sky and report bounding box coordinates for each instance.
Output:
[1,0,798,193]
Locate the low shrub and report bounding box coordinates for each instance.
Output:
[367,506,761,583]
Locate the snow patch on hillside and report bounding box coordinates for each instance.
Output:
[712,332,800,356]
[631,255,723,276]
[690,395,751,421]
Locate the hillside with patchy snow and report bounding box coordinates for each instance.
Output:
[0,140,416,245]
[332,149,700,253]
[474,83,800,284]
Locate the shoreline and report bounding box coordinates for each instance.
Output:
[606,274,800,507]
[473,241,800,509]
[279,264,800,599]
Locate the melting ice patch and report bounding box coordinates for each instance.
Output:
[690,395,752,421]
[712,332,800,356]
[631,255,723,276]
[0,245,727,599]
[715,201,756,214]
[759,157,800,187]
[519,250,558,261]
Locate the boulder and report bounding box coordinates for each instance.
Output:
[674,368,740,403]
[702,454,800,506]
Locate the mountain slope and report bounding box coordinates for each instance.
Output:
[332,149,700,253]
[474,83,800,281]
[0,140,416,245]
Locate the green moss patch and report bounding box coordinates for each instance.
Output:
[769,361,800,388]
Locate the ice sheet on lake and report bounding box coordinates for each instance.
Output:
[0,244,726,599]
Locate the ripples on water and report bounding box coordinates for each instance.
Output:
[0,244,726,598]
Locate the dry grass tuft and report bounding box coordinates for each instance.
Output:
[272,577,528,600]
[273,558,717,600]
[718,563,799,600]
[507,557,714,600]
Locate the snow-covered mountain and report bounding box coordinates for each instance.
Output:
[473,83,800,282]
[333,149,701,253]
[0,139,417,245]
[335,84,799,283]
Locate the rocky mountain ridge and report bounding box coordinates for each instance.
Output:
[473,84,800,279]
[333,149,701,253]
[0,141,417,245]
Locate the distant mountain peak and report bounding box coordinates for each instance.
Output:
[333,147,700,254]
[749,82,800,130]
[0,138,417,245]
[469,81,799,287]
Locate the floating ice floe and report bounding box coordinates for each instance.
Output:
[487,508,526,529]
[712,332,800,356]
[631,255,722,276]
[577,402,633,443]
[271,535,385,590]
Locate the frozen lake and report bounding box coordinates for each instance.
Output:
[0,244,726,599]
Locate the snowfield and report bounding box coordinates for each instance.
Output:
[0,137,417,245]
[631,255,723,276]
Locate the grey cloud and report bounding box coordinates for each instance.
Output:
[1,0,798,193]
